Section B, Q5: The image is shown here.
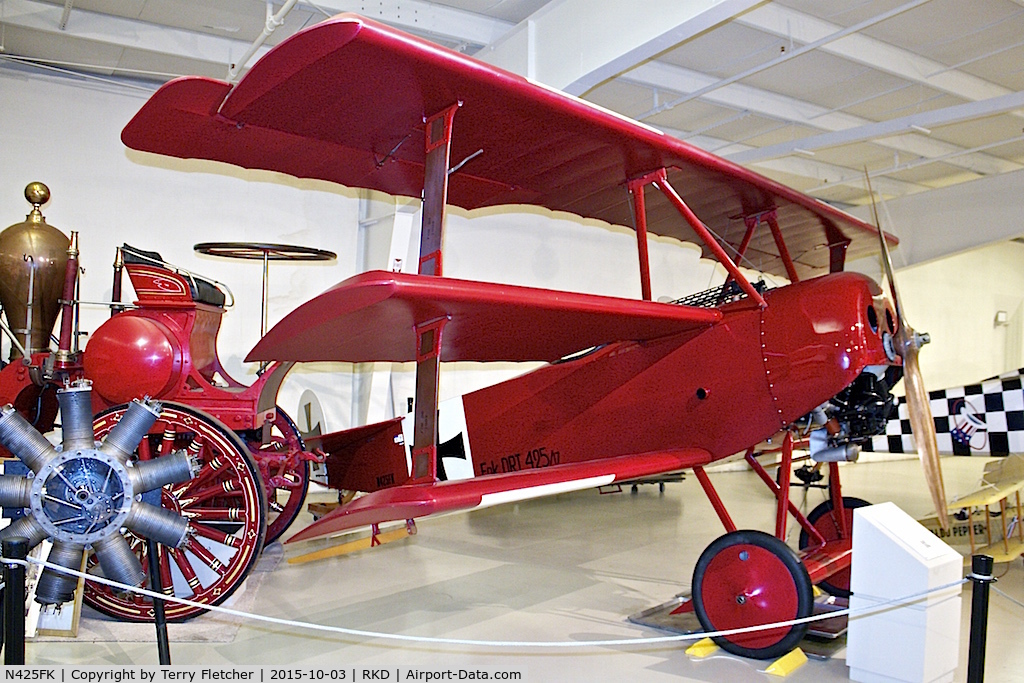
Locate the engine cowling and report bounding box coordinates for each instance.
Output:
[84,315,184,404]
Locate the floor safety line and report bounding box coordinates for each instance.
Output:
[1,555,966,650]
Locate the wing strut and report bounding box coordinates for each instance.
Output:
[825,221,851,273]
[764,212,800,283]
[645,169,768,308]
[627,177,654,301]
[420,102,460,276]
[411,102,460,482]
[411,317,448,481]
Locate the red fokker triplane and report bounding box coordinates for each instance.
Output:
[0,13,947,661]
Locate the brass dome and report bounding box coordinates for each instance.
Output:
[0,183,70,360]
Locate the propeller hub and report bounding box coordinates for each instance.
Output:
[881,332,897,362]
[28,447,134,546]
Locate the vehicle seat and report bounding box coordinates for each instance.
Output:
[121,243,226,308]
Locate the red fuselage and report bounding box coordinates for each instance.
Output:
[462,272,894,472]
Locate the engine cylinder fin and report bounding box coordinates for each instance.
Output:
[126,501,190,548]
[128,451,199,494]
[0,514,49,548]
[0,404,58,473]
[0,474,32,508]
[35,541,85,605]
[93,533,146,590]
[99,398,162,464]
[57,381,96,452]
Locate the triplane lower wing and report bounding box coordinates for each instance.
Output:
[108,13,950,660]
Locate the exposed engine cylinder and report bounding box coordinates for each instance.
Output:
[0,403,57,473]
[126,502,191,548]
[809,430,861,463]
[0,474,32,508]
[0,383,197,606]
[58,380,96,451]
[99,398,163,463]
[808,367,899,463]
[36,541,86,605]
[129,451,201,493]
[92,534,146,590]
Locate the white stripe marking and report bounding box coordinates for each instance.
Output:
[478,475,616,509]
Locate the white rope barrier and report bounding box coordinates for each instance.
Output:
[1,554,966,649]
[993,586,1024,611]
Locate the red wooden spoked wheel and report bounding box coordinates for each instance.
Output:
[83,402,266,622]
[242,407,309,543]
[798,496,870,597]
[692,530,813,660]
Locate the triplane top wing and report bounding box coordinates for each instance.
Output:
[122,13,890,282]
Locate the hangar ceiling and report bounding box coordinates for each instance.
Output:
[2,0,1024,211]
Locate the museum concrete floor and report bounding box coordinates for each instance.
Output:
[25,456,1024,682]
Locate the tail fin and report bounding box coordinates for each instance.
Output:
[308,417,410,493]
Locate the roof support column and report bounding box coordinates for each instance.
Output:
[654,170,768,307]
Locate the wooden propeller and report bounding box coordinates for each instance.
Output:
[866,171,948,530]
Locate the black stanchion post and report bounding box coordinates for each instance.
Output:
[967,554,995,683]
[146,538,171,665]
[2,537,28,665]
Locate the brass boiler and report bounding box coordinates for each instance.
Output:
[0,183,70,361]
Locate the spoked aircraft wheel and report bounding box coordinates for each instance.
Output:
[83,403,266,622]
[692,529,813,660]
[798,496,870,597]
[243,407,309,543]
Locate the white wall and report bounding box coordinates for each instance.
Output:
[887,240,1024,392]
[848,168,1024,271]
[1,65,362,427]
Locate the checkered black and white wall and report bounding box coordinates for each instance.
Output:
[864,368,1024,456]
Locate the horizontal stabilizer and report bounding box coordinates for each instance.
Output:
[286,448,711,543]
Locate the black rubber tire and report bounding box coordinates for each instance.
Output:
[692,529,813,660]
[798,496,871,597]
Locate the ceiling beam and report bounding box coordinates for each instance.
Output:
[478,0,762,95]
[625,60,1021,177]
[737,3,1015,104]
[728,89,1024,164]
[654,126,928,198]
[0,0,514,80]
[846,167,1024,268]
[303,0,513,49]
[656,0,934,111]
[1,0,262,69]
